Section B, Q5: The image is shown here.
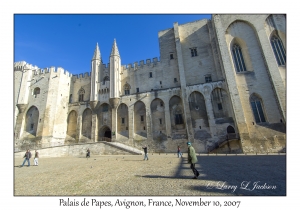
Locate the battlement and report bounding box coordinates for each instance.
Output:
[71,72,91,82]
[32,66,72,77]
[14,61,72,78]
[14,61,39,71]
[121,57,160,71]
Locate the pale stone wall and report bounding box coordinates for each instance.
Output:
[178,19,220,85]
[213,14,286,153]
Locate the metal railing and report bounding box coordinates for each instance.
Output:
[207,133,240,153]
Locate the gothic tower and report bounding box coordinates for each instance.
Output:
[109,39,121,141]
[109,39,121,99]
[90,43,101,109]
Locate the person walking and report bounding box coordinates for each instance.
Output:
[187,142,199,179]
[34,150,39,166]
[142,145,149,160]
[20,149,32,167]
[177,146,182,158]
[86,148,90,159]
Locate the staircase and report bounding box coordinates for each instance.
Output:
[207,133,241,153]
[103,142,143,155]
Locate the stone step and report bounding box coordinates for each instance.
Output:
[104,142,143,155]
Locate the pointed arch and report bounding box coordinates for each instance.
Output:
[82,108,92,139]
[270,33,286,66]
[78,88,85,102]
[67,110,77,139]
[123,82,131,95]
[25,106,39,136]
[134,101,147,138]
[151,98,167,140]
[188,91,209,127]
[169,95,186,133]
[98,103,112,134]
[250,93,267,123]
[98,125,111,141]
[117,103,129,138]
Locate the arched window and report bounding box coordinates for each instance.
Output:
[250,94,266,123]
[103,76,110,85]
[175,107,183,125]
[232,44,247,72]
[33,87,40,98]
[102,104,108,112]
[78,88,85,102]
[271,35,286,66]
[124,83,131,95]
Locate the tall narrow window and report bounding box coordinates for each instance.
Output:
[141,115,144,122]
[78,88,85,102]
[250,94,266,123]
[122,118,125,124]
[174,78,177,83]
[149,72,153,78]
[159,118,162,124]
[170,53,174,59]
[271,35,286,66]
[232,44,247,72]
[136,88,139,93]
[124,83,130,95]
[79,94,84,102]
[217,103,223,110]
[190,48,197,57]
[102,104,108,112]
[69,94,72,103]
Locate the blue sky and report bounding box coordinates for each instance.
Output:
[14,14,211,75]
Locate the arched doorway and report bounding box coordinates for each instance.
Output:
[227,126,235,134]
[104,129,111,138]
[98,126,112,141]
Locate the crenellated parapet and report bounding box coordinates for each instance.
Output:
[120,57,160,72]
[14,61,39,72]
[71,72,91,82]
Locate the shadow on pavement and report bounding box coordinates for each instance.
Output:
[141,155,286,196]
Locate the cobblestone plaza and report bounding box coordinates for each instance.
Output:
[14,154,286,196]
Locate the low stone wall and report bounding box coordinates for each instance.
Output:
[14,142,138,158]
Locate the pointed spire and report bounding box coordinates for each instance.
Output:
[92,42,101,60]
[110,39,120,56]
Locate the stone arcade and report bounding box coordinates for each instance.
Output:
[14,14,286,154]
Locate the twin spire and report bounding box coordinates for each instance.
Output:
[92,42,101,60]
[110,39,120,56]
[92,39,120,60]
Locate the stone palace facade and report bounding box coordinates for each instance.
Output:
[14,14,286,153]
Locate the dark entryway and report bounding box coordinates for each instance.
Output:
[104,129,111,138]
[227,125,235,134]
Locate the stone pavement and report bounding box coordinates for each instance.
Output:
[14,153,286,196]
